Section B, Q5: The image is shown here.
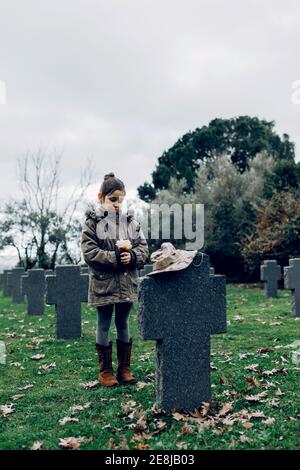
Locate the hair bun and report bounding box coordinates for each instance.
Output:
[104,172,115,180]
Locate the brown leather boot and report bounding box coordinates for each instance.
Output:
[116,337,138,385]
[95,342,119,387]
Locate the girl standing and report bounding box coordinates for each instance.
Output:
[81,172,149,386]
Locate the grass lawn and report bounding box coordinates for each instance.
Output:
[0,285,299,450]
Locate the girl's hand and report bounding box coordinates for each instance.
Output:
[120,251,131,265]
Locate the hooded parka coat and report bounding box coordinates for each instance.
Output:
[81,205,149,307]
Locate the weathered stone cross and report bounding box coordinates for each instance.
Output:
[137,253,226,412]
[284,258,300,317]
[2,270,12,297]
[21,269,46,315]
[9,268,25,303]
[139,264,153,277]
[260,260,281,298]
[46,265,89,339]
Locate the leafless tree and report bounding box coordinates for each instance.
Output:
[0,147,93,269]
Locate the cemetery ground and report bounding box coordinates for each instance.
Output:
[0,286,299,451]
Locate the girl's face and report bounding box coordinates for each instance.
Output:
[98,189,125,213]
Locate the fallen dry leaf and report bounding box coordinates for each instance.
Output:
[269,399,280,407]
[245,391,267,402]
[11,394,25,401]
[262,367,288,377]
[242,422,254,429]
[177,423,193,436]
[59,436,86,450]
[257,348,274,353]
[29,441,43,450]
[134,412,148,432]
[244,364,259,371]
[130,432,153,443]
[280,356,288,364]
[0,404,15,417]
[219,375,228,385]
[59,416,79,425]
[249,411,265,419]
[218,403,233,417]
[107,438,117,449]
[262,417,276,426]
[135,443,150,449]
[233,315,244,322]
[197,419,215,430]
[6,332,18,338]
[121,400,137,413]
[81,381,98,389]
[176,441,188,449]
[221,417,236,426]
[172,412,186,421]
[201,402,211,417]
[156,420,167,431]
[39,363,56,371]
[118,436,129,450]
[70,402,91,414]
[30,354,45,361]
[17,384,33,391]
[246,376,260,388]
[240,435,252,444]
[239,353,253,360]
[213,427,224,435]
[136,382,150,391]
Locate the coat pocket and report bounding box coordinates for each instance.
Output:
[128,270,139,292]
[92,272,116,296]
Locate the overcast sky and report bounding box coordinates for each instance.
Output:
[0,0,300,207]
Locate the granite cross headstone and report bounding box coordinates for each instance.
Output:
[139,264,153,277]
[138,252,227,412]
[10,268,25,303]
[284,258,300,317]
[2,270,12,297]
[21,269,46,315]
[46,265,89,339]
[260,260,281,298]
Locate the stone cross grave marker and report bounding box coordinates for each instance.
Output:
[10,268,25,303]
[260,260,281,298]
[284,258,300,317]
[21,269,46,315]
[46,265,89,339]
[139,264,153,277]
[3,270,12,297]
[137,252,227,412]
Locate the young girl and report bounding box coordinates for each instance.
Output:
[81,172,149,387]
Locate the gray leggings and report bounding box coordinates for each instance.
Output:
[96,302,133,346]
